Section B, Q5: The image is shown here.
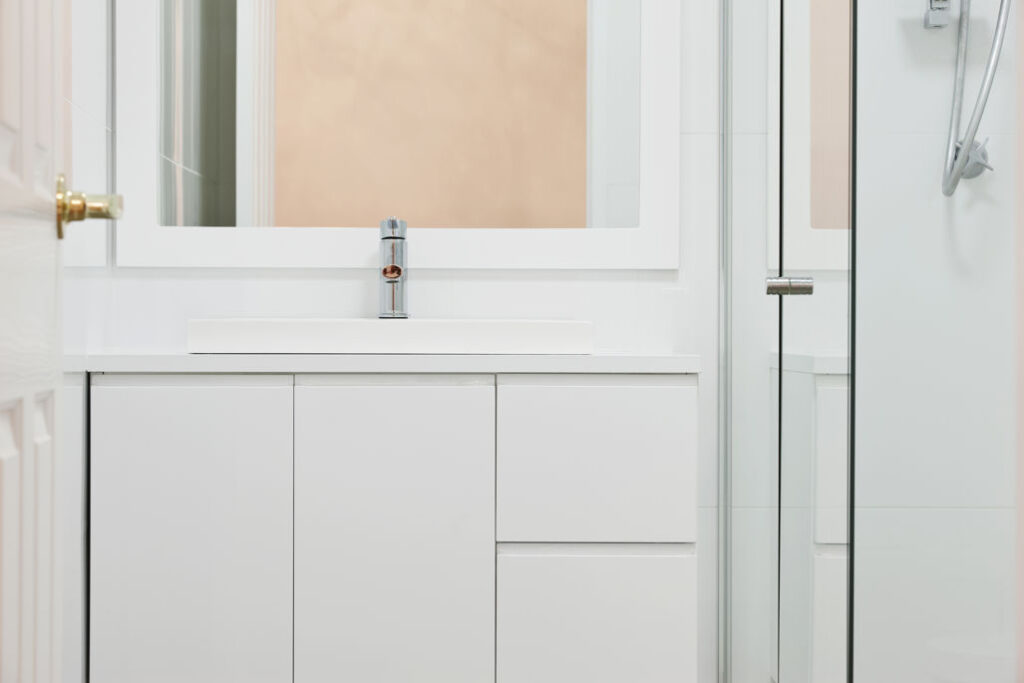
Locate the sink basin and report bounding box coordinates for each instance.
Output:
[187,318,594,355]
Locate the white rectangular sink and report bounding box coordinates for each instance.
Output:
[187,318,594,355]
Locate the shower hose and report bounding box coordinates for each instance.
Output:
[942,0,1013,196]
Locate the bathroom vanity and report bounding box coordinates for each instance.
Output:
[69,354,701,683]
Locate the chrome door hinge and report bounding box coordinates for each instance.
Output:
[766,277,814,296]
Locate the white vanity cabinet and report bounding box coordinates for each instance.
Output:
[84,363,700,683]
[90,376,294,683]
[293,375,495,683]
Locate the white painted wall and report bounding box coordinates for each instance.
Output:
[62,0,111,266]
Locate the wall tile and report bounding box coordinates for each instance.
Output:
[855,508,1017,683]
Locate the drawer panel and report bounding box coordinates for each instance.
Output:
[497,549,697,683]
[497,375,697,542]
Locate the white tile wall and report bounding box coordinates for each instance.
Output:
[855,1,1019,679]
[858,3,1017,138]
[857,129,1017,510]
[855,509,1017,683]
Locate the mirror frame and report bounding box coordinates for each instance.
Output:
[115,0,685,269]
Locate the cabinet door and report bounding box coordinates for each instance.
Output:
[295,375,495,683]
[497,548,697,683]
[90,375,293,683]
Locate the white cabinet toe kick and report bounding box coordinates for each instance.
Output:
[81,370,701,683]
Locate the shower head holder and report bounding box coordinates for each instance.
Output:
[925,0,952,28]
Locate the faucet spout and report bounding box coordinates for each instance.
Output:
[379,217,409,319]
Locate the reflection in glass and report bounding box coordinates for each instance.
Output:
[158,0,641,229]
[726,0,853,682]
[778,0,852,681]
[160,0,237,227]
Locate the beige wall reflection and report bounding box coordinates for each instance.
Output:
[275,0,587,228]
[810,0,851,231]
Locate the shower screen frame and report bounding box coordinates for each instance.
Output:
[719,0,857,680]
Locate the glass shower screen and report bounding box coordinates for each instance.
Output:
[722,0,853,678]
[724,1,1020,682]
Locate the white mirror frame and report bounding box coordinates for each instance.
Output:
[115,0,681,269]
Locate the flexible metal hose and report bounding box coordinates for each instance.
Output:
[942,0,1013,195]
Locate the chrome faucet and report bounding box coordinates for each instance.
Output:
[379,217,408,318]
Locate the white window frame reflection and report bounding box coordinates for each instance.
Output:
[115,0,685,269]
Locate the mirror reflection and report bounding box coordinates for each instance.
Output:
[159,0,642,229]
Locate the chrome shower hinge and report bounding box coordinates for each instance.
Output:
[925,0,952,29]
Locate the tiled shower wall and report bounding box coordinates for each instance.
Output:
[855,2,1019,681]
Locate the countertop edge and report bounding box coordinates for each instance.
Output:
[63,353,702,375]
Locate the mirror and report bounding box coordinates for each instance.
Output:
[158,0,642,229]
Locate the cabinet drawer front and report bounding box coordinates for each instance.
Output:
[497,375,697,542]
[497,550,697,683]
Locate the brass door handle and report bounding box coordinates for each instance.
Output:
[55,174,124,239]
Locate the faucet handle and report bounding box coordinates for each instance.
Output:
[380,216,407,239]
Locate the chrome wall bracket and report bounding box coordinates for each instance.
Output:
[925,0,952,29]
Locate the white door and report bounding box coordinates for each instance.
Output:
[0,0,65,681]
[1,1,115,681]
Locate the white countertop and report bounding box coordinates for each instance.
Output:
[64,353,701,375]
